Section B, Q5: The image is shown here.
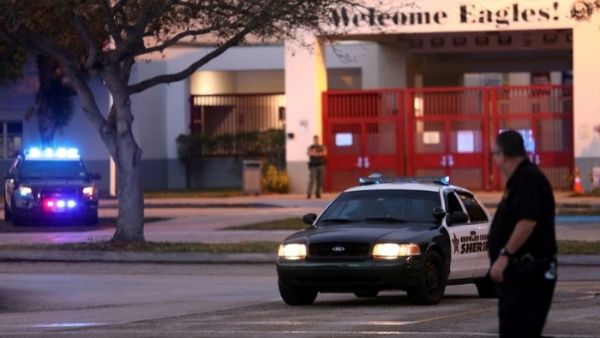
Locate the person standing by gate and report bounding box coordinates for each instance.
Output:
[307,135,327,199]
[488,130,558,338]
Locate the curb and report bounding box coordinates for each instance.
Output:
[0,251,599,266]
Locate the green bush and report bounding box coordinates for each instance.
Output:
[262,165,290,193]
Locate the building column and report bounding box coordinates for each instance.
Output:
[285,34,327,194]
[573,16,600,191]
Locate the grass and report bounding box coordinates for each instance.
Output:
[0,241,279,253]
[142,189,243,199]
[224,217,307,230]
[557,240,600,255]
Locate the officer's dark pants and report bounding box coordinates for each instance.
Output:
[497,263,557,338]
[307,165,324,197]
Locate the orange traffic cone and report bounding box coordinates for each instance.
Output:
[573,167,584,194]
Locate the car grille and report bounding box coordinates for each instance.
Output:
[40,187,80,199]
[308,242,371,260]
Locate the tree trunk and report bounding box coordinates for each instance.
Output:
[111,127,145,243]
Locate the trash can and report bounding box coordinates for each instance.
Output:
[242,160,262,195]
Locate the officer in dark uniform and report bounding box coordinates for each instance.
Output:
[488,130,557,338]
[306,135,327,199]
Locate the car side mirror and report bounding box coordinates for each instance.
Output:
[302,213,317,225]
[432,207,446,221]
[89,172,102,180]
[447,211,469,225]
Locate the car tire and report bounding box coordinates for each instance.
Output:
[407,251,446,305]
[85,211,99,226]
[475,275,498,298]
[4,200,12,221]
[354,290,379,298]
[12,208,24,226]
[278,280,317,306]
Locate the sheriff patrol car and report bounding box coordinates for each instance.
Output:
[3,147,101,226]
[276,175,494,306]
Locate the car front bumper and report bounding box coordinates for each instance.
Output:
[277,256,425,292]
[13,197,98,219]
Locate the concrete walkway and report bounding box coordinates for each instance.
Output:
[0,191,598,264]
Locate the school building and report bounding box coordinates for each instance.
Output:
[1,0,600,193]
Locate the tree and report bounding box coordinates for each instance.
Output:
[0,43,25,81]
[28,55,77,147]
[0,0,351,243]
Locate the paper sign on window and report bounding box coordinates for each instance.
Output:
[423,131,440,145]
[335,133,353,147]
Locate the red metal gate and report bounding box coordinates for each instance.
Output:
[323,90,405,192]
[406,87,490,190]
[323,85,573,191]
[491,85,573,190]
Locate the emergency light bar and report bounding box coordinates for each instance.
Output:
[359,173,450,186]
[25,147,80,160]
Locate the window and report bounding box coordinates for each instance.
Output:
[1,121,23,159]
[457,192,488,223]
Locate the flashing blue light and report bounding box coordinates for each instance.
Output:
[25,147,80,160]
[359,175,451,186]
[67,200,76,208]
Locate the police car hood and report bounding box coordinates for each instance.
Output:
[20,177,90,187]
[286,222,436,244]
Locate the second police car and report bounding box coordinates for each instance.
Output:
[3,147,101,226]
[276,175,495,305]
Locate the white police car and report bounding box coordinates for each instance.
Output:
[3,147,101,226]
[276,175,494,305]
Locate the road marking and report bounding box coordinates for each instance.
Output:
[9,329,599,337]
[25,322,104,328]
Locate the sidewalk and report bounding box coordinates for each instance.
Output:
[1,190,599,265]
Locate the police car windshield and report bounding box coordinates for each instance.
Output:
[319,190,441,225]
[21,160,88,179]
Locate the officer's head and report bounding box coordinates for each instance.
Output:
[493,130,528,177]
[494,130,527,159]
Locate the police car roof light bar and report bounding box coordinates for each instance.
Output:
[359,174,450,186]
[25,147,80,160]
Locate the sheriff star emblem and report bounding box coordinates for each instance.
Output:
[452,233,460,254]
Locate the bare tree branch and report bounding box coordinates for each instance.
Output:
[66,12,101,69]
[128,25,252,94]
[135,26,216,56]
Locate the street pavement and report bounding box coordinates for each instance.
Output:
[0,191,599,264]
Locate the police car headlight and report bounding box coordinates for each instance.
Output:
[372,243,420,259]
[277,243,307,260]
[18,186,33,197]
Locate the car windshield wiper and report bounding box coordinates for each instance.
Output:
[318,218,358,224]
[362,217,410,223]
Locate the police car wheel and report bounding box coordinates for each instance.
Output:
[475,275,498,298]
[11,208,24,226]
[85,212,99,226]
[278,280,317,306]
[3,201,12,221]
[407,251,446,305]
[354,290,379,298]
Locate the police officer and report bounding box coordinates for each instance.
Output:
[306,135,327,199]
[488,130,557,338]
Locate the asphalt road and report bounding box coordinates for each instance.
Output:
[0,262,599,337]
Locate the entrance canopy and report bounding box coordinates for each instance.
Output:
[284,0,600,193]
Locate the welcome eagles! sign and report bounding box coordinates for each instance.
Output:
[325,0,588,33]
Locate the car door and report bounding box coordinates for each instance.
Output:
[443,190,482,280]
[4,157,19,210]
[456,191,492,278]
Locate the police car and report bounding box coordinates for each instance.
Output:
[3,147,101,226]
[276,175,495,305]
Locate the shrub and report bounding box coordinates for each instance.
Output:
[262,165,290,193]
